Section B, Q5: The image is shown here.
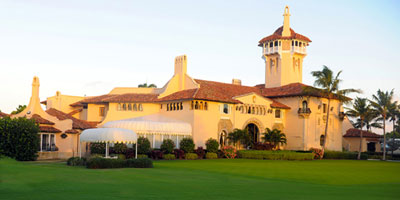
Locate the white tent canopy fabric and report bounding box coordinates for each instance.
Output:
[80,128,138,143]
[102,114,192,136]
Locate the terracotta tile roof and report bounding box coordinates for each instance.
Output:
[65,129,79,134]
[344,128,382,138]
[270,100,291,109]
[31,114,55,125]
[70,94,117,107]
[68,109,82,116]
[157,89,198,102]
[46,108,94,130]
[105,93,159,103]
[258,26,311,46]
[0,111,9,118]
[39,125,61,133]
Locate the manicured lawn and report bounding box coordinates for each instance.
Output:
[0,158,399,200]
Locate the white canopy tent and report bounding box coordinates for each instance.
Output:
[80,128,138,158]
[102,114,192,148]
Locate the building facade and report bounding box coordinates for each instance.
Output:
[37,6,346,152]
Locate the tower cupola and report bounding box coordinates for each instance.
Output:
[258,6,312,88]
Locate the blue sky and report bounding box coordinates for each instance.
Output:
[1,0,399,115]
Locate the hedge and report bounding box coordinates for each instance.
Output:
[67,157,86,166]
[205,152,218,159]
[185,153,198,160]
[238,150,314,160]
[323,151,368,160]
[86,157,153,169]
[163,154,176,160]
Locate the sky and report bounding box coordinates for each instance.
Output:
[1,1,399,121]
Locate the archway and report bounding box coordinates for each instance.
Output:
[219,130,227,147]
[245,123,260,144]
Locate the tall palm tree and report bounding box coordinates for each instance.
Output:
[370,89,394,160]
[346,97,370,160]
[311,66,361,150]
[388,101,399,156]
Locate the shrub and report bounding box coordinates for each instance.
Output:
[185,153,198,160]
[113,143,127,154]
[137,137,151,154]
[217,150,224,158]
[90,154,103,159]
[180,138,195,153]
[126,158,153,168]
[67,157,86,166]
[163,154,176,160]
[137,154,148,158]
[117,154,126,160]
[222,145,237,159]
[237,150,314,160]
[252,142,274,150]
[86,158,126,169]
[205,152,218,159]
[324,151,368,160]
[205,138,219,153]
[310,148,324,159]
[173,149,185,159]
[125,148,136,159]
[150,150,163,160]
[0,117,40,161]
[195,147,205,159]
[160,139,175,154]
[90,143,105,154]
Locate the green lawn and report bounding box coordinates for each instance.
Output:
[0,158,399,200]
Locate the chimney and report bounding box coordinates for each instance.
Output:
[174,55,187,75]
[232,79,242,85]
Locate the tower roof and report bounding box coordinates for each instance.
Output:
[258,26,311,46]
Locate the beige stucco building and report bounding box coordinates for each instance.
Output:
[36,6,346,153]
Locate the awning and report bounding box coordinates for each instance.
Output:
[80,128,137,143]
[102,114,192,136]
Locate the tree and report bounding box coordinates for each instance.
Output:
[227,128,250,150]
[262,128,287,150]
[388,101,399,156]
[138,83,157,88]
[346,97,371,160]
[370,89,394,160]
[11,105,26,115]
[310,66,360,150]
[137,137,151,155]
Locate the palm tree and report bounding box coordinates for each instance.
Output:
[262,128,287,150]
[10,105,27,115]
[227,128,250,150]
[346,97,370,160]
[388,101,399,156]
[370,89,394,160]
[138,83,157,88]
[310,66,361,150]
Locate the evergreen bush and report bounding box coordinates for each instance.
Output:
[205,152,218,159]
[205,138,219,153]
[185,153,198,160]
[163,153,176,160]
[160,139,175,154]
[137,137,151,154]
[180,138,195,153]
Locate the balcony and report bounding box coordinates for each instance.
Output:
[298,108,311,118]
[291,46,307,54]
[263,46,281,55]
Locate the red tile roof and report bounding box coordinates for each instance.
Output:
[270,100,291,109]
[68,109,82,116]
[258,26,311,46]
[39,125,61,133]
[31,114,55,125]
[344,128,382,138]
[65,129,79,134]
[157,89,198,102]
[0,111,9,118]
[70,94,117,106]
[46,108,94,130]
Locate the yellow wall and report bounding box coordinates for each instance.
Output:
[343,137,381,152]
[46,92,85,114]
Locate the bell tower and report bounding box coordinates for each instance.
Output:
[258,6,311,88]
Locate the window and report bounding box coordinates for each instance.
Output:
[274,41,278,46]
[191,101,194,110]
[128,104,132,111]
[323,103,327,113]
[40,134,56,152]
[275,109,281,118]
[219,131,227,147]
[133,103,137,111]
[269,42,273,47]
[302,100,308,110]
[180,102,183,110]
[223,104,229,114]
[195,101,199,109]
[99,107,105,117]
[117,103,121,111]
[122,103,127,111]
[320,135,325,146]
[167,104,169,111]
[138,104,143,111]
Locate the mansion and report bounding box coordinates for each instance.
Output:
[9,6,350,159]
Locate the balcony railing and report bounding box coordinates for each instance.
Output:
[263,47,281,55]
[298,108,311,117]
[263,46,306,55]
[291,46,307,54]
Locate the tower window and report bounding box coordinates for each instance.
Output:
[274,41,278,46]
[223,104,229,114]
[269,42,273,47]
[275,109,281,118]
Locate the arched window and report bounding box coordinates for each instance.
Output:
[263,107,266,115]
[167,104,169,111]
[180,102,183,110]
[169,104,172,111]
[117,103,121,111]
[204,102,208,110]
[173,103,176,110]
[223,104,229,114]
[252,107,255,114]
[302,100,308,110]
[274,41,278,46]
[128,103,132,111]
[219,131,227,147]
[195,101,199,109]
[247,106,251,114]
[122,103,127,111]
[138,104,143,111]
[191,101,194,110]
[320,135,325,146]
[133,103,137,111]
[256,107,259,115]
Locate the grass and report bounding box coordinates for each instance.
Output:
[0,157,399,200]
